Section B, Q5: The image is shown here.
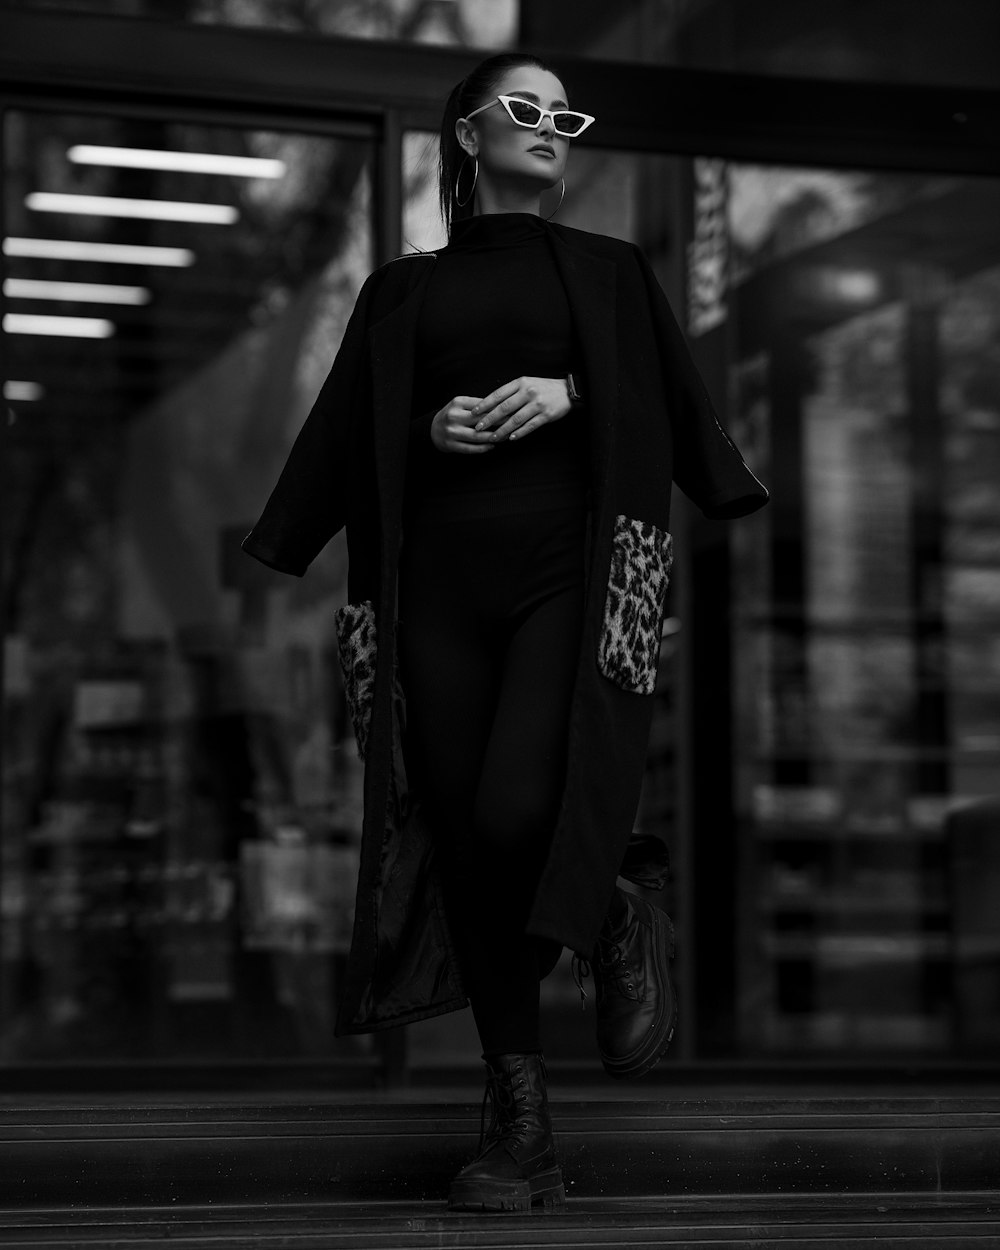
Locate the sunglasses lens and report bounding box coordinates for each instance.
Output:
[506,99,543,126]
[553,112,588,136]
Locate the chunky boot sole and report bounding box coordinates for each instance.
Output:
[448,1166,566,1213]
[599,906,677,1080]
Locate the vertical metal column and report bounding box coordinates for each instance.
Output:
[903,266,951,799]
[903,264,952,1028]
[0,105,7,996]
[376,109,403,266]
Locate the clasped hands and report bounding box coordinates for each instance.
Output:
[429,376,573,455]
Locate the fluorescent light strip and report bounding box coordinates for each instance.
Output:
[3,237,194,266]
[26,193,238,225]
[3,314,115,338]
[5,278,151,305]
[4,381,44,401]
[68,144,286,179]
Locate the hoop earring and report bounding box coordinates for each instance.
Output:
[455,155,479,209]
[544,178,566,221]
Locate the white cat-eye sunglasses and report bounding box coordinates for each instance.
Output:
[462,95,595,138]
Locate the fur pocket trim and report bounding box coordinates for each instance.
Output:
[334,600,377,760]
[598,515,673,695]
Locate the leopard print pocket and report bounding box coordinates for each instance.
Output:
[597,516,673,696]
[334,600,377,760]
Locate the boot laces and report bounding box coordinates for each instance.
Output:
[576,940,636,1002]
[571,955,591,1010]
[478,1062,540,1152]
[477,1072,514,1154]
[599,937,636,994]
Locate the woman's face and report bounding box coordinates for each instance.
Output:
[459,65,571,193]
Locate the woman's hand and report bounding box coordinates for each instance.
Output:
[430,397,496,454]
[471,376,573,443]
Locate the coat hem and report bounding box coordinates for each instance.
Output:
[334,993,468,1036]
[240,533,308,577]
[700,489,769,520]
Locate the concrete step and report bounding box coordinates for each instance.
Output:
[3,1194,1000,1248]
[2,1096,1000,1208]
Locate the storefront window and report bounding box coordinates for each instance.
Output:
[722,165,1000,1053]
[2,108,376,1061]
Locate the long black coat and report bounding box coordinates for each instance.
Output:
[243,221,768,1034]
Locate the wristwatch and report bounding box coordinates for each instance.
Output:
[566,372,583,406]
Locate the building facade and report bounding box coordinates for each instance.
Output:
[2,0,1000,1084]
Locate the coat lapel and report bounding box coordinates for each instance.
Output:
[367,259,436,542]
[546,230,619,507]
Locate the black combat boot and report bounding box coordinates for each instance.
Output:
[592,887,677,1078]
[448,1052,566,1212]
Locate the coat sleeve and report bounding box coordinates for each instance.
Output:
[632,244,768,520]
[241,270,379,576]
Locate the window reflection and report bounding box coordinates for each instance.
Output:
[2,110,375,1060]
[726,164,1000,1053]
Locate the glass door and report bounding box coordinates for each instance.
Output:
[719,167,1000,1055]
[2,107,377,1062]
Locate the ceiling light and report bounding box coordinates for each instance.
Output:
[26,193,239,225]
[4,381,44,401]
[68,144,286,179]
[5,278,151,305]
[4,314,115,338]
[4,238,195,266]
[806,266,882,304]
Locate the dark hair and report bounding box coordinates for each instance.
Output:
[439,52,557,237]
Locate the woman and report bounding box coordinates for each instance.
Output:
[243,52,767,1212]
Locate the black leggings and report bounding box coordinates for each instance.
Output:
[398,502,587,1056]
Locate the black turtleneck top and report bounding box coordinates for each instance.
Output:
[406,212,588,520]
